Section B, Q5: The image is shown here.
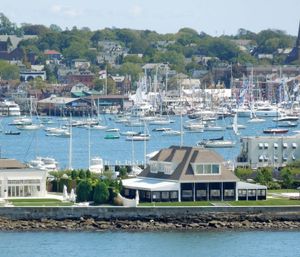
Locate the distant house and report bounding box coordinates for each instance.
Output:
[20,69,46,81]
[44,50,62,64]
[122,145,267,202]
[0,35,37,64]
[0,158,47,198]
[72,59,90,69]
[70,83,90,97]
[67,70,95,86]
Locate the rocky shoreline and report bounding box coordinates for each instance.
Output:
[1,213,300,231]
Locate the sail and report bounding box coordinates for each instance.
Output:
[233,114,239,135]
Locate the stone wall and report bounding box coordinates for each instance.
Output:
[1,206,300,220]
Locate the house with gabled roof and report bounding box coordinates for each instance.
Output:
[122,145,267,202]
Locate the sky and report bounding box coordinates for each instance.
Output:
[2,0,300,36]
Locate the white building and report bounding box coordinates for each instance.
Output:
[0,159,47,198]
[236,135,300,169]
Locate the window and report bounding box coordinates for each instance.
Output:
[124,189,129,196]
[238,189,247,196]
[152,192,160,200]
[224,189,234,197]
[182,190,193,198]
[210,190,220,197]
[161,191,169,199]
[170,191,178,199]
[257,190,266,196]
[212,165,220,174]
[248,189,256,197]
[196,190,206,197]
[193,164,220,175]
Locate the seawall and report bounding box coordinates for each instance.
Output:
[0,206,300,231]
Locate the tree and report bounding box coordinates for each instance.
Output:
[280,168,294,189]
[0,60,19,80]
[235,167,253,181]
[93,182,109,204]
[79,169,86,179]
[76,180,92,202]
[119,62,142,82]
[255,167,273,186]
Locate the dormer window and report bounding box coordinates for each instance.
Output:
[192,163,220,175]
[149,161,174,175]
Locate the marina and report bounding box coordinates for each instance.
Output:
[0,113,299,169]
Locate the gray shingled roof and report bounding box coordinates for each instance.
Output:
[139,145,238,182]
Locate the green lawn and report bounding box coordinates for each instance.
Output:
[139,201,213,207]
[139,198,300,207]
[268,189,299,194]
[8,198,74,207]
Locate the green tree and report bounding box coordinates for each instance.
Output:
[93,182,109,204]
[119,62,142,82]
[0,60,19,80]
[280,168,294,189]
[255,167,273,186]
[119,167,128,179]
[235,167,254,181]
[79,169,86,179]
[76,180,92,202]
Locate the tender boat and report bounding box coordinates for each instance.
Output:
[162,130,182,136]
[104,134,120,139]
[263,128,289,134]
[4,130,21,135]
[152,127,172,132]
[197,136,235,148]
[126,134,150,141]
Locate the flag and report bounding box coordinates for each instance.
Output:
[98,69,107,79]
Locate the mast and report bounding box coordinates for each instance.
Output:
[180,81,183,147]
[68,114,73,170]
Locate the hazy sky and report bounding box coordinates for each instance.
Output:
[2,0,300,36]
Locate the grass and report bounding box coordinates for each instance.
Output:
[8,198,74,207]
[139,198,300,207]
[268,189,299,194]
[139,201,213,207]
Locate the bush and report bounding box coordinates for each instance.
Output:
[76,180,92,202]
[235,167,253,180]
[93,182,109,204]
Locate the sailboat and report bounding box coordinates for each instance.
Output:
[247,106,265,123]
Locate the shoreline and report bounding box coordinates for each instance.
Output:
[1,216,300,232]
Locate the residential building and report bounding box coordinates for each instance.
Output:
[0,159,47,198]
[122,146,266,202]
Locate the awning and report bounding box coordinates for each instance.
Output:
[122,177,179,191]
[237,181,267,190]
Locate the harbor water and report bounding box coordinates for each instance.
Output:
[0,115,298,169]
[0,231,299,257]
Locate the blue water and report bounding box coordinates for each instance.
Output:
[0,115,298,169]
[0,231,299,257]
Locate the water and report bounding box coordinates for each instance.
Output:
[0,231,299,257]
[0,115,297,169]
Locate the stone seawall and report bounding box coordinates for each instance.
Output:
[0,206,300,231]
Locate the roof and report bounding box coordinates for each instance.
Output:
[44,50,61,55]
[0,159,27,169]
[139,145,239,182]
[237,181,267,190]
[38,96,78,105]
[122,177,179,191]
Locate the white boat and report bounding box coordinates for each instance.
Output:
[162,130,182,136]
[148,118,174,125]
[28,156,59,171]
[126,134,150,141]
[89,124,108,130]
[0,100,21,116]
[226,124,246,129]
[10,117,32,125]
[255,106,280,117]
[106,128,120,132]
[152,127,172,132]
[203,125,225,131]
[273,115,299,122]
[120,131,140,136]
[17,124,42,130]
[197,136,235,148]
[89,157,104,174]
[247,117,265,123]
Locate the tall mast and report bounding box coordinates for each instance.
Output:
[68,113,73,170]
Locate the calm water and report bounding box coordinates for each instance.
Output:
[0,115,298,169]
[0,231,299,257]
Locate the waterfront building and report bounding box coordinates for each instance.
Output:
[236,135,300,169]
[0,159,47,198]
[122,146,266,202]
[0,100,21,116]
